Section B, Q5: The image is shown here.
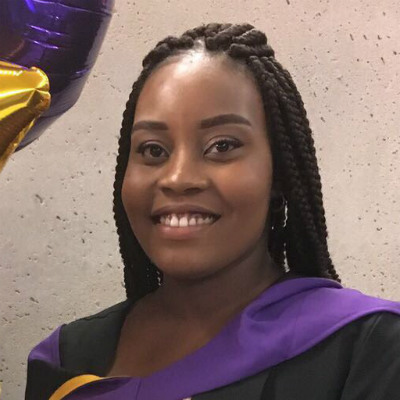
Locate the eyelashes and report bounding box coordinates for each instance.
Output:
[135,142,166,158]
[135,138,243,159]
[206,138,242,155]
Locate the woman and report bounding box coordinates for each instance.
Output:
[26,23,400,399]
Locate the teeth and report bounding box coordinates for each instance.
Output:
[159,213,216,227]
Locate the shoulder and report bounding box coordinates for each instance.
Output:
[273,278,400,359]
[353,309,400,340]
[257,312,400,399]
[25,300,131,398]
[329,309,400,342]
[28,299,131,372]
[28,325,63,367]
[60,298,132,335]
[59,299,132,375]
[339,311,400,398]
[339,310,400,358]
[288,310,400,368]
[348,311,400,363]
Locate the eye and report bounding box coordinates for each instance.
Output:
[205,138,243,155]
[135,138,242,161]
[135,142,168,159]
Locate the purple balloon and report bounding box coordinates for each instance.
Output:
[0,0,115,149]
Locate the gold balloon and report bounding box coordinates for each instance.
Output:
[0,60,50,173]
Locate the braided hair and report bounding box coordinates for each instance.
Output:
[113,23,340,300]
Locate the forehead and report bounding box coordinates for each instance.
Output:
[134,53,266,123]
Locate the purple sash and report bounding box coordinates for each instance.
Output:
[29,277,400,399]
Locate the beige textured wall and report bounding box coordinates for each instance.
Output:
[1,0,399,397]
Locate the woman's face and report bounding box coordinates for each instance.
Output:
[122,53,273,280]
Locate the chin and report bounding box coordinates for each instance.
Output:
[157,262,222,283]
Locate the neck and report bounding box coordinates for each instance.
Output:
[151,243,284,326]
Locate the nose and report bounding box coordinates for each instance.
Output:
[157,147,209,195]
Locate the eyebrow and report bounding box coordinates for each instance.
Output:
[131,120,168,133]
[131,113,252,134]
[200,113,252,129]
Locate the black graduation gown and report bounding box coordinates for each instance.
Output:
[26,298,400,399]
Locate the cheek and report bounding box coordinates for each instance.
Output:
[121,166,149,226]
[221,157,272,223]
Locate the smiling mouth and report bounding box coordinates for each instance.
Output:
[151,214,220,227]
[150,214,220,239]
